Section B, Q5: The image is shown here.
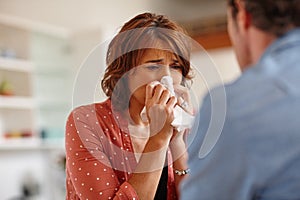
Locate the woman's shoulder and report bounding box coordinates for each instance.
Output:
[94,98,113,112]
[66,99,113,124]
[69,99,112,114]
[66,98,127,130]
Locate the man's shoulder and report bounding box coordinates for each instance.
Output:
[206,65,281,119]
[208,67,265,105]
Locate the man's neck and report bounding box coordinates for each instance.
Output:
[246,27,277,70]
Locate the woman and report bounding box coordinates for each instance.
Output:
[65,12,194,200]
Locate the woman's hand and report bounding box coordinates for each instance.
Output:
[174,84,193,115]
[170,84,193,147]
[145,82,177,141]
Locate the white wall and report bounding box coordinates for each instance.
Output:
[207,47,241,83]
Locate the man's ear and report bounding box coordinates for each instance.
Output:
[236,1,252,33]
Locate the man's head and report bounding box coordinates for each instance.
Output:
[227,0,300,70]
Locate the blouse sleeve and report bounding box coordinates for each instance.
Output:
[65,106,139,200]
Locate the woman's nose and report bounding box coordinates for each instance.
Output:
[160,66,171,78]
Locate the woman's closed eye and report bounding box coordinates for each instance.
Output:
[171,65,183,71]
[143,64,183,72]
[145,65,160,70]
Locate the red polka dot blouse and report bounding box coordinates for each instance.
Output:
[65,99,177,199]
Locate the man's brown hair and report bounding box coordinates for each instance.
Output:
[228,0,300,36]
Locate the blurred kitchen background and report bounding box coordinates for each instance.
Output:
[0,0,240,199]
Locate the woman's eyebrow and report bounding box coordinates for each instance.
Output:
[145,59,163,63]
[144,59,179,64]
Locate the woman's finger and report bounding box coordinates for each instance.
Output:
[158,89,171,105]
[174,85,189,99]
[166,96,177,109]
[151,84,165,103]
[145,81,160,103]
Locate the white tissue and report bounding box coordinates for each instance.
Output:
[160,76,175,96]
[140,76,194,132]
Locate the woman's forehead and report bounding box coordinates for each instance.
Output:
[140,49,177,62]
[140,37,176,52]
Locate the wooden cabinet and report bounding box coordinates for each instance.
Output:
[193,30,232,50]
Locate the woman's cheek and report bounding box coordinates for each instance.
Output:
[131,85,147,103]
[171,72,183,85]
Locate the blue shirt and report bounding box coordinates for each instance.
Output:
[181,28,300,200]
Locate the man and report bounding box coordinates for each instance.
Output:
[181,0,300,199]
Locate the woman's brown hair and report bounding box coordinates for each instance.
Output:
[101,12,192,111]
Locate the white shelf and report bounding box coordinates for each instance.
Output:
[0,57,34,72]
[0,96,35,109]
[0,138,64,151]
[0,13,70,38]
